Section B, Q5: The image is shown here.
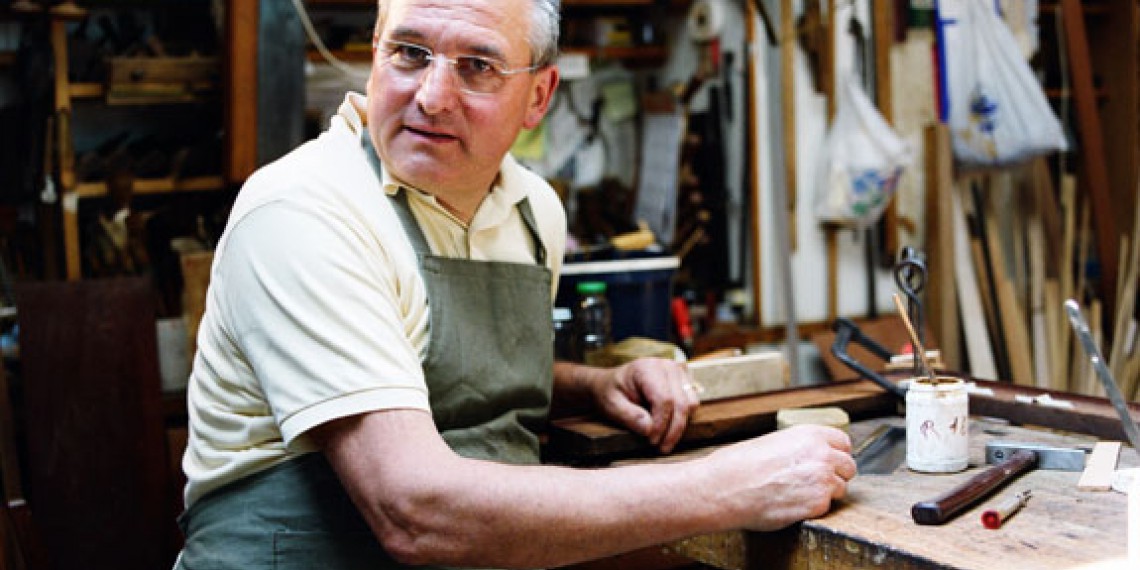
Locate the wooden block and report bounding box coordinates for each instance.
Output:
[775,406,850,432]
[689,352,790,402]
[180,250,214,361]
[1077,441,1122,491]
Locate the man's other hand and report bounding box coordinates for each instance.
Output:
[593,358,699,454]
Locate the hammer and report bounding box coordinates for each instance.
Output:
[911,441,1086,525]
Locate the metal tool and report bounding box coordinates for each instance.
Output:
[894,247,927,376]
[853,424,907,475]
[981,489,1032,529]
[911,441,1085,526]
[1064,299,1140,461]
[830,318,906,399]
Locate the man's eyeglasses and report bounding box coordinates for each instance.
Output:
[374,40,540,95]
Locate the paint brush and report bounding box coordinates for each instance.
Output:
[894,293,937,382]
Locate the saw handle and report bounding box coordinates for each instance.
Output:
[911,450,1038,525]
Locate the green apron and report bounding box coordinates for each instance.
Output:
[175,136,554,569]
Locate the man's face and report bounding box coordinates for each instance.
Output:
[366,0,558,196]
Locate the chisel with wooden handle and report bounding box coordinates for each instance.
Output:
[911,442,1085,525]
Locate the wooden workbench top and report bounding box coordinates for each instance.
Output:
[683,416,1137,570]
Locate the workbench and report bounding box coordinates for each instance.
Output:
[547,379,1140,570]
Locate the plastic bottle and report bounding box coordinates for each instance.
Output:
[575,281,612,365]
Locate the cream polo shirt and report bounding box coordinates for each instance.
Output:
[182,92,566,508]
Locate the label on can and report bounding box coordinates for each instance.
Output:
[906,377,969,473]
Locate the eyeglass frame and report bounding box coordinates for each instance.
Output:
[372,39,543,95]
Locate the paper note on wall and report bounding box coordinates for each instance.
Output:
[633,112,685,245]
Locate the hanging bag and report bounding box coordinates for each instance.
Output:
[944,0,1067,166]
[814,77,912,229]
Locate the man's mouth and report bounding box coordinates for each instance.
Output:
[404,125,457,142]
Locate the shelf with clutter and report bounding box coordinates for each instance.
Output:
[42,1,231,281]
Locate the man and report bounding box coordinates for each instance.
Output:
[175,0,855,568]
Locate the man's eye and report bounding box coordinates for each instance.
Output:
[395,45,431,65]
[459,57,499,76]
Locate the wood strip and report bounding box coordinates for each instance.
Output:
[1057,175,1077,390]
[1077,441,1122,492]
[226,0,259,182]
[1060,0,1120,318]
[781,0,797,252]
[925,123,959,370]
[873,0,898,258]
[1043,279,1064,391]
[952,182,997,380]
[985,203,1034,386]
[746,1,763,326]
[1028,201,1050,389]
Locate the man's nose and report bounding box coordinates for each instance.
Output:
[415,58,461,112]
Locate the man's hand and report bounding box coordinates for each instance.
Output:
[706,424,856,531]
[590,358,700,454]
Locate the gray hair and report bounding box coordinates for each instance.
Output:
[375,1,560,68]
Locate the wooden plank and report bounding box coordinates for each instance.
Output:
[226,0,259,182]
[15,277,174,569]
[924,123,959,370]
[873,0,898,259]
[745,1,763,325]
[984,196,1033,386]
[781,0,796,252]
[547,380,899,462]
[547,375,1140,463]
[952,183,997,380]
[1077,441,1122,492]
[1056,174,1077,388]
[1060,0,1120,318]
[1028,202,1050,389]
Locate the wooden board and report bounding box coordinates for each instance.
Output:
[547,378,1140,463]
[547,380,899,462]
[15,277,175,569]
[1060,0,1120,317]
[951,183,996,380]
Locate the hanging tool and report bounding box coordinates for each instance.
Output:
[894,247,927,376]
[911,441,1085,525]
[1065,299,1140,460]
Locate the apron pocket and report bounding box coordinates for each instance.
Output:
[273,530,391,570]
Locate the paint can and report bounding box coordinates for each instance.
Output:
[906,377,969,473]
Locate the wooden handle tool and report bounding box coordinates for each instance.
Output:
[912,449,1038,525]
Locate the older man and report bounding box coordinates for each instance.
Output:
[175,1,855,568]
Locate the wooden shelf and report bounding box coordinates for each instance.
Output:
[74,175,226,199]
[563,45,668,63]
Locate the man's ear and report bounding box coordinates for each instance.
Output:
[523,66,560,129]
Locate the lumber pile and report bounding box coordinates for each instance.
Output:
[944,154,1140,400]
